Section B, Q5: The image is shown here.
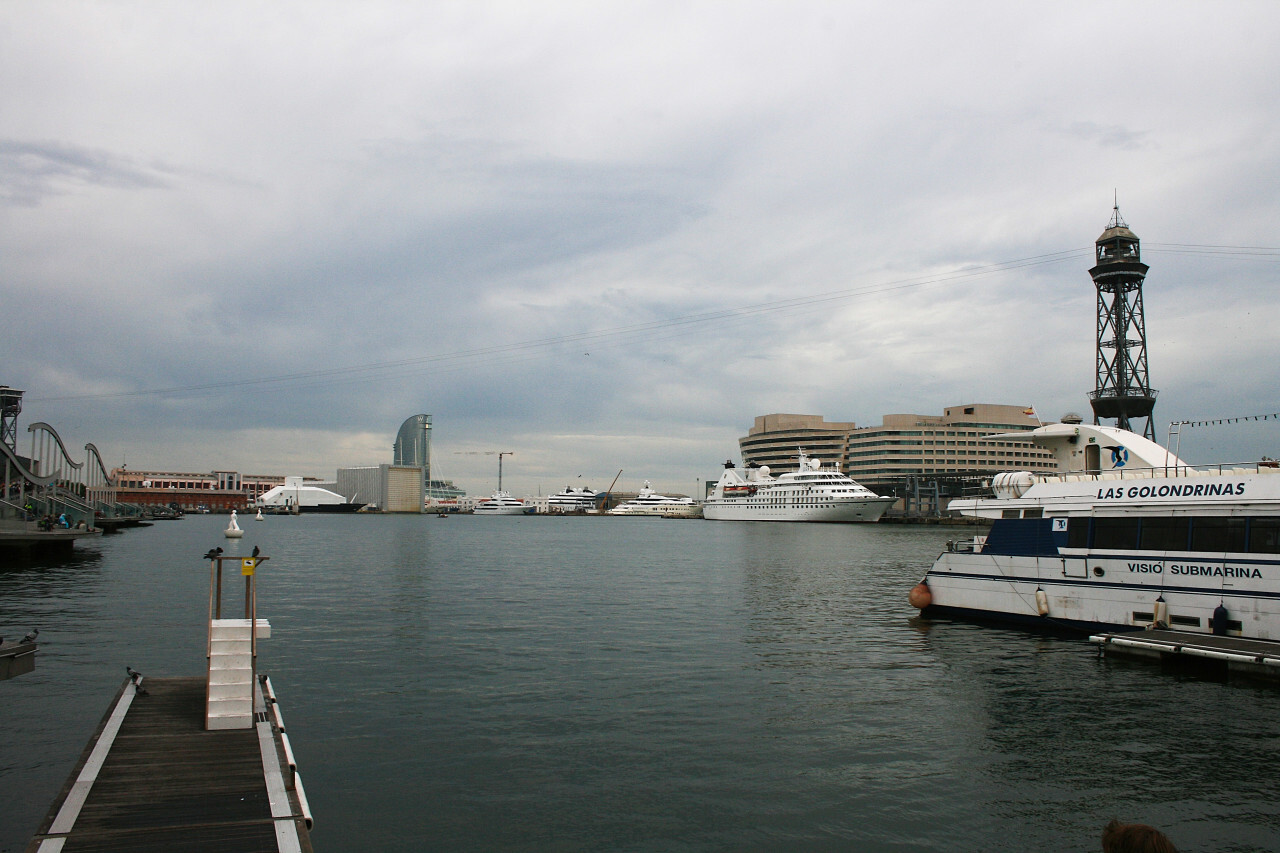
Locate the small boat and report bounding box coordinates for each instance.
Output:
[607,482,700,517]
[224,510,244,539]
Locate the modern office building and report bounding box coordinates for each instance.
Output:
[737,414,858,471]
[843,403,1057,486]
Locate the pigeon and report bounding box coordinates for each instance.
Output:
[126,668,148,695]
[21,628,38,644]
[203,547,224,560]
[251,545,260,558]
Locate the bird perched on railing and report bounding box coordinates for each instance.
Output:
[251,545,260,558]
[203,547,223,560]
[126,666,147,694]
[21,628,38,644]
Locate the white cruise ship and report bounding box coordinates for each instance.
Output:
[911,418,1280,641]
[473,491,529,515]
[703,452,894,522]
[607,482,701,517]
[545,486,600,513]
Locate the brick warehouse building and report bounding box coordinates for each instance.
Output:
[110,468,292,512]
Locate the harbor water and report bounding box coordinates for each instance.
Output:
[3,515,1279,852]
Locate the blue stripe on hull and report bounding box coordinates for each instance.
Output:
[926,568,1280,601]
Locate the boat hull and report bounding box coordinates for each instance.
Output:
[607,503,701,517]
[301,502,366,513]
[922,545,1280,642]
[473,505,529,515]
[703,496,893,522]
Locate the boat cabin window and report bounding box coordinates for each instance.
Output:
[1092,517,1140,550]
[1139,517,1190,551]
[1079,515,1279,553]
[1190,517,1247,553]
[1066,518,1089,548]
[1249,518,1280,554]
[1022,508,1043,518]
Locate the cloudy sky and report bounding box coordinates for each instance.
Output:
[4,2,1279,497]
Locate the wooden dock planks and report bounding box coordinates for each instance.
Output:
[27,677,312,853]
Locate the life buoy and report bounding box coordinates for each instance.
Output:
[908,581,932,609]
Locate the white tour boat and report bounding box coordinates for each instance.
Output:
[545,485,601,513]
[607,482,701,518]
[703,452,894,522]
[911,418,1280,641]
[473,491,529,515]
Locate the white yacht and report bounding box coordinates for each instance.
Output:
[911,418,1280,641]
[545,486,600,513]
[472,491,529,515]
[256,476,365,513]
[703,452,894,522]
[607,482,701,518]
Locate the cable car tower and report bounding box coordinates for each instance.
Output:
[1088,204,1157,441]
[1,386,23,451]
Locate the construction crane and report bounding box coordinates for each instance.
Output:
[454,451,515,493]
[598,469,623,511]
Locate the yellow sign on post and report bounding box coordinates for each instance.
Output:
[241,558,256,576]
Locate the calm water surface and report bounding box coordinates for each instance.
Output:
[2,515,1278,852]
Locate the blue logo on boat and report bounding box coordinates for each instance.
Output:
[1106,445,1129,467]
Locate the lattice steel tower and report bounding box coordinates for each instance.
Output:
[0,386,23,451]
[1088,205,1157,440]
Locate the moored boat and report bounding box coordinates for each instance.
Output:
[545,486,601,513]
[703,452,893,522]
[473,491,530,515]
[256,477,365,513]
[607,482,700,517]
[911,417,1280,641]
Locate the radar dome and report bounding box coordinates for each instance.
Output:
[1061,412,1083,424]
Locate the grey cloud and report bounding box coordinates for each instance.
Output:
[0,139,174,205]
[1056,121,1151,151]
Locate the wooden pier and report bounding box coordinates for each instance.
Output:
[27,674,312,852]
[1091,629,1280,682]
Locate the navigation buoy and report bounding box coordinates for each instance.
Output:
[1153,595,1168,628]
[1035,587,1049,616]
[224,509,244,539]
[255,508,264,521]
[908,581,932,609]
